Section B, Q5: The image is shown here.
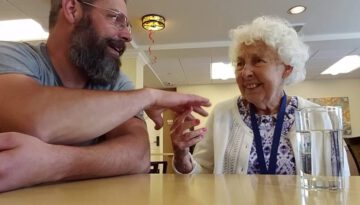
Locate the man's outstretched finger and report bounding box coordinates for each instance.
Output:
[192,106,209,117]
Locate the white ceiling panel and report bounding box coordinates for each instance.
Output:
[152,58,186,85]
[211,56,231,64]
[143,66,163,88]
[312,49,355,59]
[351,48,360,55]
[7,0,50,19]
[0,1,26,20]
[180,57,211,85]
[180,57,211,74]
[306,58,335,72]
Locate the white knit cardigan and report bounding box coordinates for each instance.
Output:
[174,96,350,176]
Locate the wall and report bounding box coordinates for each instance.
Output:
[121,56,144,89]
[177,78,360,137]
[122,56,163,160]
[145,116,164,160]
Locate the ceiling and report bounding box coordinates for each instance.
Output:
[1,0,360,88]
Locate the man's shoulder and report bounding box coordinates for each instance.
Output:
[0,41,53,83]
[109,71,135,91]
[0,41,42,60]
[88,73,134,91]
[0,41,24,47]
[0,41,35,52]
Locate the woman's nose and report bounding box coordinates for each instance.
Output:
[241,64,254,77]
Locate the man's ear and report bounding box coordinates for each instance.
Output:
[282,64,293,79]
[61,0,82,24]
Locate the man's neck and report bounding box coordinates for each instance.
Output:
[46,33,88,89]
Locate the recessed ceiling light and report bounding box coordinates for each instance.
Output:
[211,62,235,80]
[288,5,306,15]
[0,19,48,41]
[321,55,360,75]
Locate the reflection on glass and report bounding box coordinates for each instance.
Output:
[300,188,347,205]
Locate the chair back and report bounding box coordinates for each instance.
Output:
[344,136,360,175]
[149,161,168,174]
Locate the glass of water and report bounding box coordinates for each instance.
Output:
[295,106,344,190]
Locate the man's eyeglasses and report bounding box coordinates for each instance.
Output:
[77,0,131,33]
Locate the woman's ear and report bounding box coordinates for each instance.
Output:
[61,0,82,24]
[282,64,293,79]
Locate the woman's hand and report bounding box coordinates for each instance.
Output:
[170,108,207,173]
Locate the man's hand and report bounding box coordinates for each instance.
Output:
[145,89,211,130]
[0,132,62,192]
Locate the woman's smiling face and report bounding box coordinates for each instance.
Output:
[235,41,292,106]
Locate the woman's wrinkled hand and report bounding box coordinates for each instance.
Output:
[170,108,207,173]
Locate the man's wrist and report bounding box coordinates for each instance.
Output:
[49,144,82,182]
[140,88,155,109]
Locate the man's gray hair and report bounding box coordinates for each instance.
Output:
[48,0,96,30]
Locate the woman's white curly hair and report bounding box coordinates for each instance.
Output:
[229,16,309,85]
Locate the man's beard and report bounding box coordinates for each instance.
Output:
[69,16,126,86]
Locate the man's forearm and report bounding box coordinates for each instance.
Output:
[54,131,150,181]
[0,75,154,144]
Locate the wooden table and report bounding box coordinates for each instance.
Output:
[1,174,359,205]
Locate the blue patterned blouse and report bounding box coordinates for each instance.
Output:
[237,96,298,175]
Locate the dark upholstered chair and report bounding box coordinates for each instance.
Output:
[344,136,360,175]
[149,161,168,174]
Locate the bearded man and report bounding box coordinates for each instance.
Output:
[0,0,210,192]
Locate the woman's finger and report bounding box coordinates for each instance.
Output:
[171,118,200,139]
[177,130,207,150]
[172,108,192,127]
[181,127,207,142]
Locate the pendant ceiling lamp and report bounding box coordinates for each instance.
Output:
[142,14,165,31]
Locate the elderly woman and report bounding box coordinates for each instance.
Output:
[171,16,349,175]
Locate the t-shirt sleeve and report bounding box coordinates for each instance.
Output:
[112,70,135,91]
[0,42,40,80]
[113,70,145,121]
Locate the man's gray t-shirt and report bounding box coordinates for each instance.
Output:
[0,41,141,143]
[0,41,134,91]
